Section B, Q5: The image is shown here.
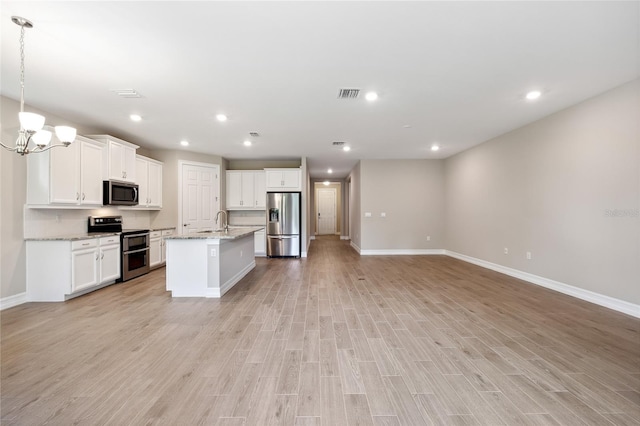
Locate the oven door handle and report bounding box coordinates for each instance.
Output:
[123,247,150,255]
[123,233,149,239]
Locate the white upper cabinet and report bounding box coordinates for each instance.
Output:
[136,155,163,209]
[27,134,105,206]
[86,135,138,183]
[265,168,302,191]
[226,170,265,210]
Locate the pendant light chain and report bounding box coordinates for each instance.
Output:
[19,24,26,113]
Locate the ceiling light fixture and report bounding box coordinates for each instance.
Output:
[327,168,333,174]
[243,140,252,146]
[431,145,440,152]
[130,114,142,122]
[365,91,378,102]
[343,146,351,152]
[180,140,189,146]
[0,16,76,156]
[323,181,330,186]
[525,90,542,100]
[216,114,228,122]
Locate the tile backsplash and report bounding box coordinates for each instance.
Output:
[228,210,266,226]
[24,207,152,238]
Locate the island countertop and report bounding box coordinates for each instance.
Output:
[164,226,264,240]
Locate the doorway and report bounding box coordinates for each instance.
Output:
[314,181,342,236]
[178,161,220,234]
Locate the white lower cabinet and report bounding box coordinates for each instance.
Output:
[150,229,174,268]
[27,236,121,302]
[254,229,266,257]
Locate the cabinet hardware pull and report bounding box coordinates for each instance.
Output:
[95,253,99,260]
[101,253,104,259]
[82,242,90,246]
[82,193,85,200]
[76,192,80,200]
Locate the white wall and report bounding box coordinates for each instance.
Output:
[360,159,445,251]
[348,162,361,250]
[445,79,640,304]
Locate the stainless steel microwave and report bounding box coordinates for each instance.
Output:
[103,180,139,206]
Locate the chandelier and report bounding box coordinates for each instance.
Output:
[0,16,76,156]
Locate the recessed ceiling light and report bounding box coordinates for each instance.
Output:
[216,114,228,122]
[323,181,330,186]
[343,146,351,152]
[243,140,252,146]
[365,92,378,102]
[327,168,333,174]
[431,145,440,152]
[180,140,189,146]
[525,90,542,100]
[129,114,142,122]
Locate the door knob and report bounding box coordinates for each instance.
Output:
[183,223,189,227]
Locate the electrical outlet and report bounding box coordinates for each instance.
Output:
[364,212,372,218]
[240,250,243,257]
[526,251,532,260]
[380,212,386,217]
[427,236,431,241]
[504,248,509,255]
[211,248,217,257]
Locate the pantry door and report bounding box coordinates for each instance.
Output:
[179,162,220,234]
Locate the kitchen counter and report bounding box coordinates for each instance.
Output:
[165,227,263,298]
[25,232,121,241]
[164,226,263,241]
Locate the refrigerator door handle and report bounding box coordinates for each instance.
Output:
[268,235,295,239]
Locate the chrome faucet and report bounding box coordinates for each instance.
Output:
[215,210,228,232]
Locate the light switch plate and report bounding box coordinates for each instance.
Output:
[365,212,372,218]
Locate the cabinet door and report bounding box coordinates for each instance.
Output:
[265,171,283,189]
[71,248,99,292]
[50,142,80,204]
[281,169,301,190]
[147,162,162,207]
[161,230,173,262]
[80,140,104,205]
[108,141,124,180]
[226,171,243,209]
[100,244,121,283]
[254,172,266,209]
[136,158,149,206]
[122,145,136,182]
[150,237,162,267]
[254,230,266,256]
[241,172,255,208]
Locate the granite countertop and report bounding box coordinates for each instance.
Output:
[151,227,176,232]
[25,232,121,242]
[165,226,264,240]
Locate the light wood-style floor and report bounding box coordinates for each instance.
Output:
[1,236,639,425]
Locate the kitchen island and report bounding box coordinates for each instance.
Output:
[164,227,263,298]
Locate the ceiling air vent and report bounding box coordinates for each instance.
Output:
[337,88,360,99]
[332,141,346,146]
[110,89,142,98]
[249,132,260,137]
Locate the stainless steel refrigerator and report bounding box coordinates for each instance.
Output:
[266,192,301,257]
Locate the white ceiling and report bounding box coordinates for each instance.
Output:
[1,1,638,179]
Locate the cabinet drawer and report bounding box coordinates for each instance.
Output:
[162,230,174,237]
[150,231,162,238]
[100,236,120,246]
[72,239,98,250]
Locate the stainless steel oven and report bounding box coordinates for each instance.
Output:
[121,230,150,281]
[87,216,150,282]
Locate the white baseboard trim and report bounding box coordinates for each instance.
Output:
[340,236,350,240]
[218,260,256,298]
[350,241,361,254]
[310,236,316,240]
[359,248,446,256]
[446,250,640,319]
[0,292,27,310]
[301,251,308,258]
[335,232,341,235]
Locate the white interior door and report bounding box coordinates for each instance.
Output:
[181,163,219,234]
[317,188,336,235]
